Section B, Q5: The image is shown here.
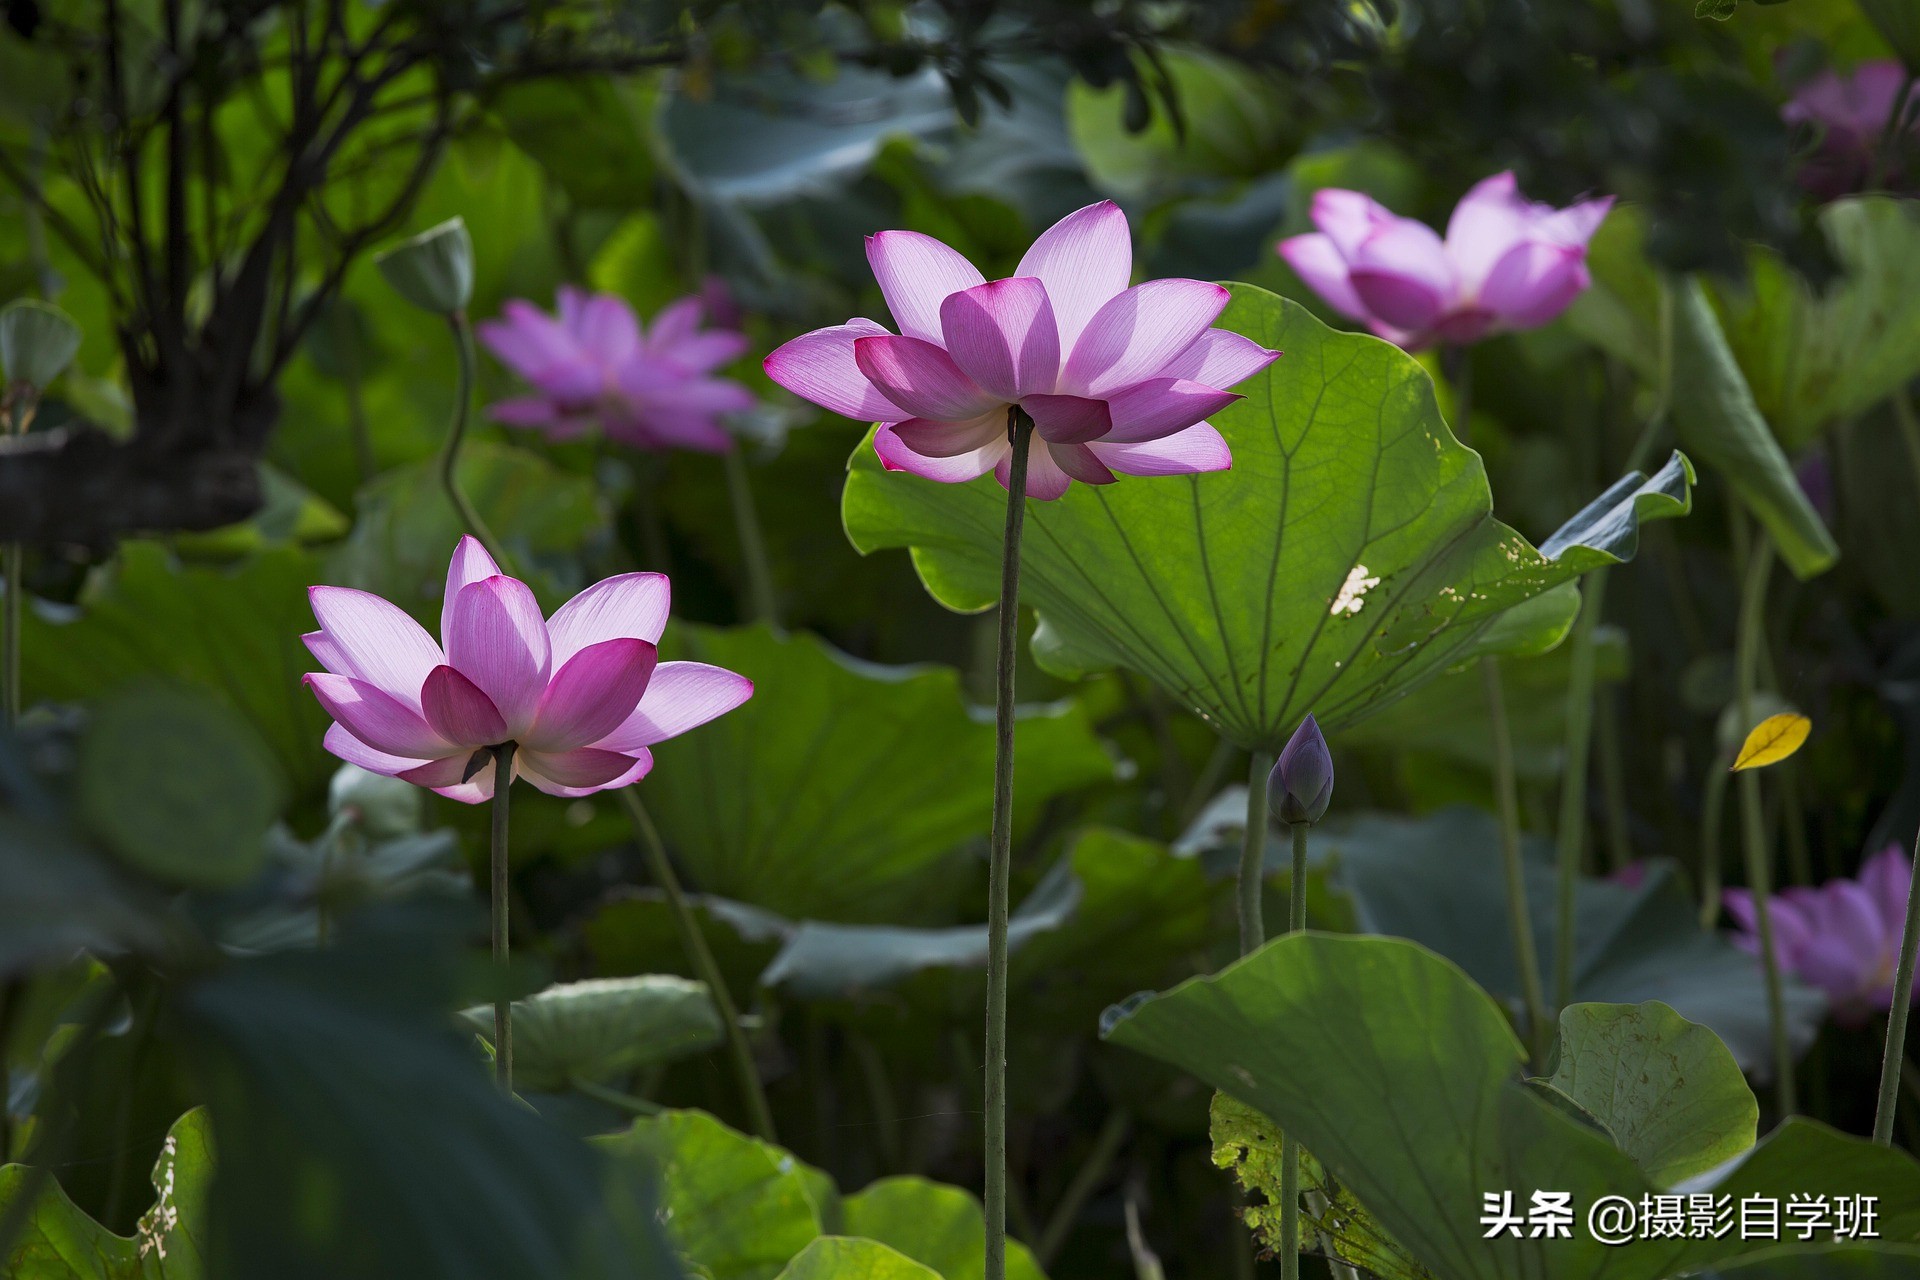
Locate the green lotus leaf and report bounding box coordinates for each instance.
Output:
[844,285,1692,751]
[1102,933,1920,1280]
[459,976,724,1092]
[643,624,1113,923]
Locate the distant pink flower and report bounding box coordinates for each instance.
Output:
[761,200,1278,500]
[302,537,753,804]
[1724,846,1919,1027]
[478,287,755,453]
[1783,60,1914,199]
[1277,173,1612,351]
[1611,861,1648,890]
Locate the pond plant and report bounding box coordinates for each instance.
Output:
[3,2,1920,1279]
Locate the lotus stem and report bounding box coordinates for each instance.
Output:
[620,787,776,1142]
[1873,829,1920,1144]
[1596,695,1636,872]
[490,743,516,1091]
[1483,656,1551,1063]
[1278,819,1311,1280]
[1895,392,1920,513]
[2,391,36,730]
[1237,751,1275,953]
[984,407,1034,1280]
[722,446,779,627]
[1870,72,1918,193]
[2,543,19,731]
[1036,1110,1131,1266]
[1553,571,1608,1010]
[1699,752,1732,929]
[1734,534,1795,1115]
[569,1075,663,1116]
[441,312,509,569]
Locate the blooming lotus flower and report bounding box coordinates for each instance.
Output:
[1277,173,1613,351]
[762,201,1279,500]
[478,287,755,453]
[302,537,753,803]
[1783,60,1914,199]
[1725,846,1919,1027]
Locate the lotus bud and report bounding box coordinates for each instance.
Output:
[328,763,424,840]
[1268,713,1333,827]
[374,217,474,316]
[0,299,82,394]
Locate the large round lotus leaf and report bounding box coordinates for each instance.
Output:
[77,684,284,888]
[460,976,723,1092]
[845,285,1692,751]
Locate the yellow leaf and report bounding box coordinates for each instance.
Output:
[1730,713,1811,772]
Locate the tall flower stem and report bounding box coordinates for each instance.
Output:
[1036,1110,1132,1265]
[1484,657,1551,1063]
[1237,751,1276,953]
[722,447,779,627]
[490,743,517,1091]
[2,392,37,730]
[1873,831,1920,1144]
[619,787,777,1142]
[441,313,508,567]
[1734,533,1795,1115]
[1595,696,1634,872]
[1870,72,1919,193]
[1276,820,1312,1280]
[1894,390,1920,514]
[984,409,1034,1280]
[1552,569,1608,1010]
[1697,753,1733,929]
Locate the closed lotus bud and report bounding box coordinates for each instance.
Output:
[1268,714,1333,827]
[0,299,82,393]
[374,217,474,315]
[328,763,424,841]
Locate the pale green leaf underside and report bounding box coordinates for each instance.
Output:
[843,286,1691,751]
[1541,1001,1759,1187]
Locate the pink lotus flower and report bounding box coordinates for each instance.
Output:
[478,287,755,453]
[1277,173,1613,351]
[1783,60,1914,199]
[302,537,753,803]
[761,201,1278,500]
[1725,846,1919,1027]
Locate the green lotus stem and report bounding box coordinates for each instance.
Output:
[1896,392,1920,510]
[1595,695,1634,872]
[1870,72,1918,193]
[313,807,353,948]
[850,1032,902,1169]
[2,391,36,730]
[1779,764,1813,887]
[984,408,1034,1280]
[620,786,776,1142]
[490,743,516,1091]
[721,447,779,627]
[441,313,509,569]
[1698,752,1732,929]
[1237,751,1276,953]
[1873,830,1920,1144]
[1734,535,1796,1115]
[1278,819,1311,1280]
[1183,737,1239,826]
[1483,657,1551,1063]
[1037,1109,1131,1266]
[2,541,19,730]
[1553,569,1609,1010]
[569,1075,663,1116]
